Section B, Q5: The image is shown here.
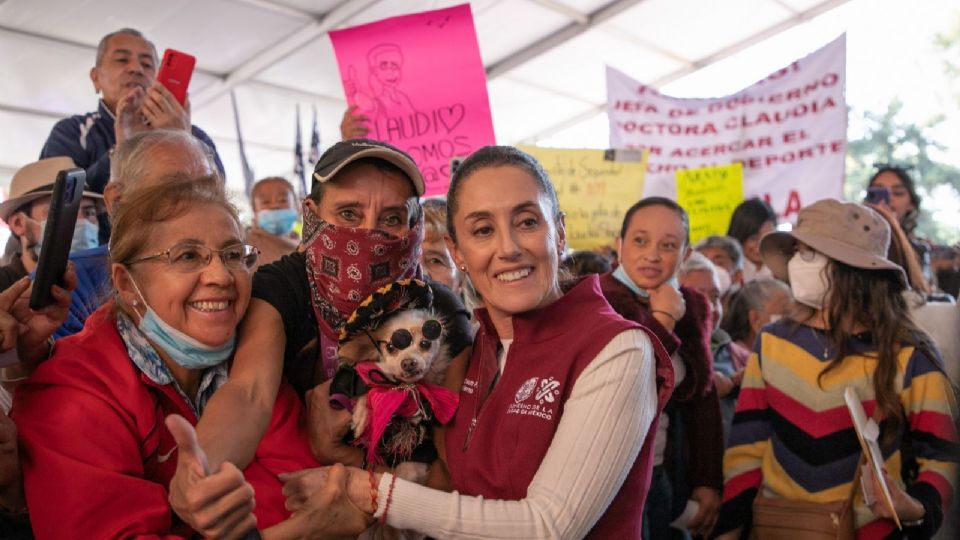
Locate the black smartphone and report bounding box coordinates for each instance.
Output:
[865,186,891,206]
[29,168,85,310]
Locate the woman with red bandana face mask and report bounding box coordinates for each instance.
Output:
[278,146,673,539]
[167,140,473,535]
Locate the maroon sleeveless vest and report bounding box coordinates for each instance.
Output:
[445,275,674,538]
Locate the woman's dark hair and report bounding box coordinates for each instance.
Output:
[727,198,777,245]
[446,146,559,243]
[618,197,689,245]
[561,250,612,277]
[796,259,937,445]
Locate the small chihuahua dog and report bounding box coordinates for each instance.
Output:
[330,279,458,484]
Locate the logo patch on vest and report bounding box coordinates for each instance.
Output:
[536,377,561,403]
[506,376,560,420]
[462,378,478,394]
[515,377,538,403]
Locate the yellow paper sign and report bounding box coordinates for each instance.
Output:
[675,163,744,244]
[519,146,648,251]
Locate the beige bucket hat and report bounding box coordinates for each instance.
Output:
[0,157,102,222]
[760,198,907,287]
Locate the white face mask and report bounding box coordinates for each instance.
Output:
[714,265,732,295]
[787,250,830,309]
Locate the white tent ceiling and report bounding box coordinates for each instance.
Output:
[0,0,851,197]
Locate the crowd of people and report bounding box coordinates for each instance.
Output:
[0,26,957,540]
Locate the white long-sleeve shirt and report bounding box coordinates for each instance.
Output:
[374,328,658,539]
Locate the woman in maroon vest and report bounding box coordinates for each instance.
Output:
[598,198,724,539]
[283,146,675,538]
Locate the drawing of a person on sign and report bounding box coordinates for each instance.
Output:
[345,43,418,120]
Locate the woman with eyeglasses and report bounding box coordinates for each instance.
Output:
[714,200,958,539]
[12,177,332,539]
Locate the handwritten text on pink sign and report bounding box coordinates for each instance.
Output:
[330,4,496,196]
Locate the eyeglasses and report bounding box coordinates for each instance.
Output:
[127,243,259,273]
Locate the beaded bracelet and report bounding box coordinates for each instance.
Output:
[379,474,398,525]
[368,469,379,514]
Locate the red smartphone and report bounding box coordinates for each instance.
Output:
[157,48,196,106]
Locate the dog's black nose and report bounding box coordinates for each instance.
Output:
[402,358,418,372]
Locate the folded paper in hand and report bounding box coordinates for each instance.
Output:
[844,386,902,529]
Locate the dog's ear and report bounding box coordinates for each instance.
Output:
[338,338,379,365]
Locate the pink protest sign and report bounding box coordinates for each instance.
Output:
[329,4,496,196]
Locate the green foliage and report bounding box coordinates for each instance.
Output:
[845,99,960,245]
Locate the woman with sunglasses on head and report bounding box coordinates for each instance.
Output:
[282,146,674,539]
[12,177,359,539]
[714,200,958,539]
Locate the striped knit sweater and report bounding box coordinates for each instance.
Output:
[716,320,958,538]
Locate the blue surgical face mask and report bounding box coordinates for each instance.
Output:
[257,208,298,236]
[126,271,235,369]
[71,219,100,252]
[26,217,99,258]
[613,265,649,299]
[612,265,680,299]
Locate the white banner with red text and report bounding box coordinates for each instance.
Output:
[607,34,846,222]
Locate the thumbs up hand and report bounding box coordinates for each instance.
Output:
[165,414,258,539]
[343,65,375,116]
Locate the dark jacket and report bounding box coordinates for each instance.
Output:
[40,101,224,193]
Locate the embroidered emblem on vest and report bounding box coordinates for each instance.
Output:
[536,377,561,404]
[515,377,538,403]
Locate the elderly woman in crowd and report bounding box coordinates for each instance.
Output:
[12,177,348,539]
[713,278,791,442]
[715,199,958,539]
[727,198,777,283]
[598,197,723,539]
[694,235,745,296]
[279,145,674,538]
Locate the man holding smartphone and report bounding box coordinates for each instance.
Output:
[0,157,102,291]
[39,28,223,194]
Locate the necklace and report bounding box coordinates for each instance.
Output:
[808,326,831,359]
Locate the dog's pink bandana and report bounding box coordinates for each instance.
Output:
[355,362,458,467]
